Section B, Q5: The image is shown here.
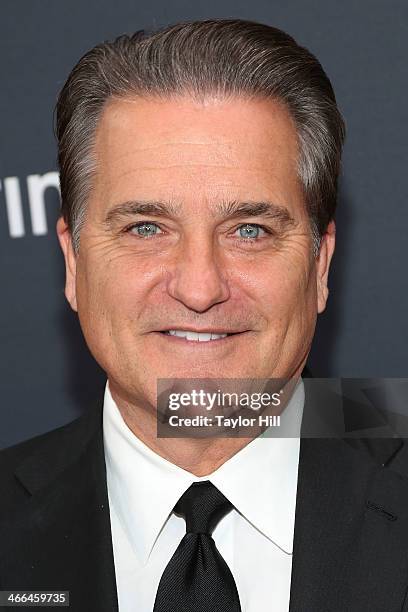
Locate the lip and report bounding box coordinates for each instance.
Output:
[150,330,251,346]
[154,327,247,335]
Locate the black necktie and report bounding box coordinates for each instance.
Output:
[153,481,242,612]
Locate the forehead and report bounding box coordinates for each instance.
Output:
[91,94,303,214]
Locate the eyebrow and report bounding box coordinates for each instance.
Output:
[103,199,297,229]
[216,200,296,228]
[103,200,181,226]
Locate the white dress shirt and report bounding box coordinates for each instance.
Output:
[103,379,304,612]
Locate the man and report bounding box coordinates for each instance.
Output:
[2,18,408,612]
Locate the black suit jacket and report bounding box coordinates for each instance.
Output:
[2,379,408,612]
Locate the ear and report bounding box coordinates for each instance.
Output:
[56,216,78,312]
[316,220,336,314]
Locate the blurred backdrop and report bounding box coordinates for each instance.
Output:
[1,0,407,448]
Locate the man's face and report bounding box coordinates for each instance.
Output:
[58,95,335,409]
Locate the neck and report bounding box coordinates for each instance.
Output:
[109,382,253,475]
[108,370,303,476]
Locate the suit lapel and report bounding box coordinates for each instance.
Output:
[1,392,118,612]
[289,378,408,611]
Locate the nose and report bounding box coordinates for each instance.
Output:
[166,236,230,313]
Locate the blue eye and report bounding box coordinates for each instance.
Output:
[129,222,162,237]
[237,224,265,239]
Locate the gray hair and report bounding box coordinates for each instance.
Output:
[54,18,345,255]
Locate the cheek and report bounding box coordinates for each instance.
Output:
[75,258,122,331]
[74,258,145,373]
[282,266,318,350]
[252,256,315,320]
[76,254,161,336]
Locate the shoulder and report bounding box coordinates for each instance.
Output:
[0,414,84,472]
[0,400,104,515]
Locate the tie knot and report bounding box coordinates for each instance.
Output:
[174,481,233,535]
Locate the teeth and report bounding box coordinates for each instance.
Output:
[165,330,228,341]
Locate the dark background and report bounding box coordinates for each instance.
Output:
[1,0,407,449]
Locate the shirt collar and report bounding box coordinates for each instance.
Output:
[103,379,304,564]
[209,380,303,555]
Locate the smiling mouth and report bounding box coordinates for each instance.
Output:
[158,330,240,342]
